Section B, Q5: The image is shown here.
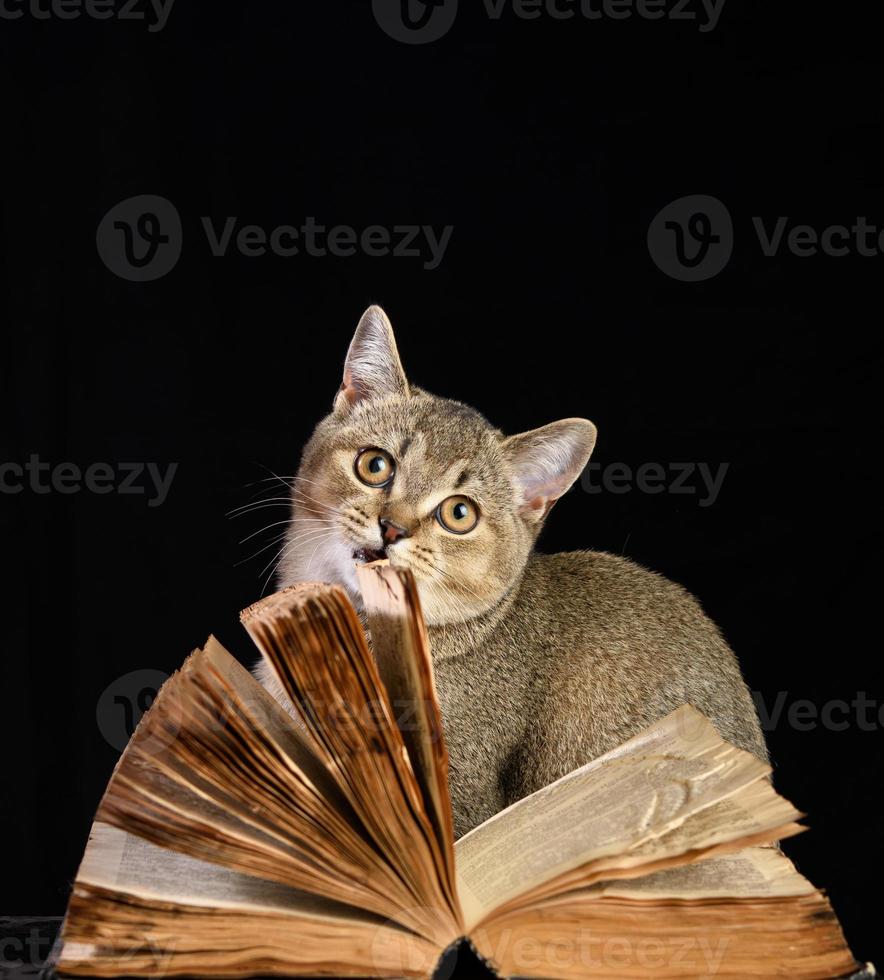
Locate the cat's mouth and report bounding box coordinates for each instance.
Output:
[353,546,387,564]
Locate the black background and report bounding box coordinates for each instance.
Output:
[1,0,882,972]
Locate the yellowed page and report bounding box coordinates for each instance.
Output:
[95,638,417,924]
[455,705,799,929]
[356,563,459,919]
[592,847,816,901]
[241,583,462,940]
[59,825,441,979]
[522,778,804,903]
[468,850,858,980]
[75,822,377,917]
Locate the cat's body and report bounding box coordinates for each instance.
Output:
[257,306,767,837]
[428,549,766,836]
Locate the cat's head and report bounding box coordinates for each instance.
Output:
[278,306,596,626]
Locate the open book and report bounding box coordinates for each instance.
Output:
[57,564,861,979]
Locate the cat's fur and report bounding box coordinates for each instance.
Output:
[256,306,768,838]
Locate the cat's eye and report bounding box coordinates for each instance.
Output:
[436,495,480,535]
[354,448,395,488]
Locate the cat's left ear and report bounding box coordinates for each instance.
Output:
[503,419,597,522]
[334,306,410,415]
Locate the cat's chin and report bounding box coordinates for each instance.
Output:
[280,539,459,628]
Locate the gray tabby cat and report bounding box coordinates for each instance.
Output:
[256,306,768,838]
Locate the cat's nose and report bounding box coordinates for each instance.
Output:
[379,517,410,544]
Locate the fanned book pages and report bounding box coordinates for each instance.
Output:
[55,563,865,979]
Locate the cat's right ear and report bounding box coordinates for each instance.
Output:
[503,418,597,523]
[333,306,410,415]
